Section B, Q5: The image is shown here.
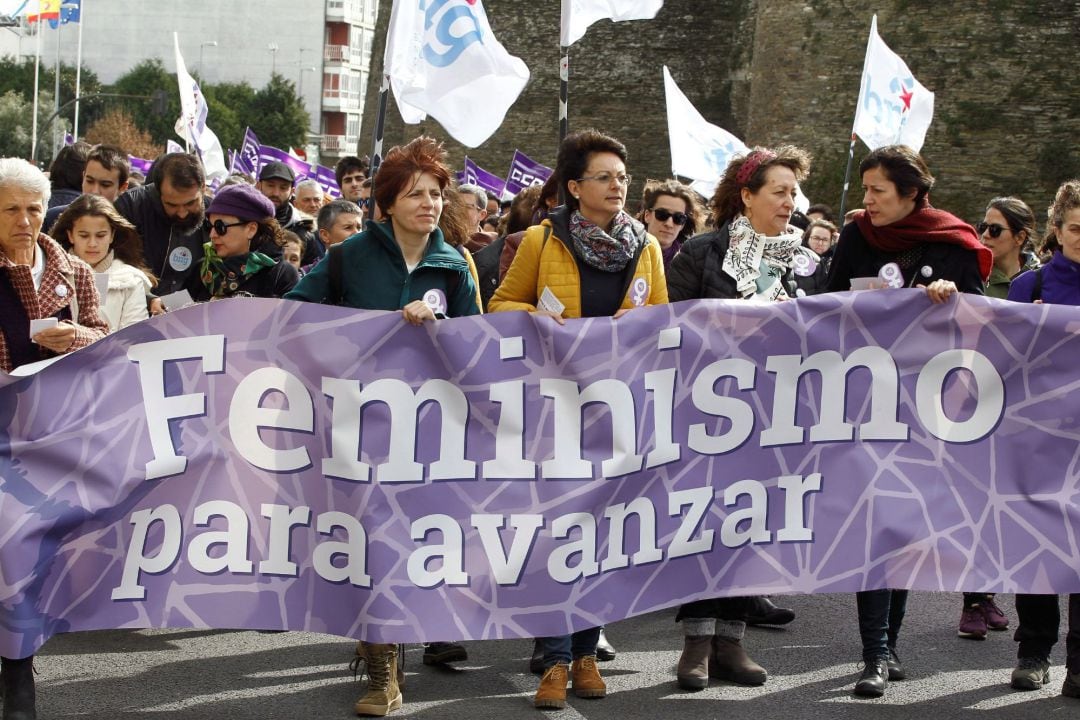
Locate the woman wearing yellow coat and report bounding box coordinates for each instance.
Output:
[489,130,667,322]
[490,129,667,710]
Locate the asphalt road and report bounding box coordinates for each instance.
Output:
[25,592,1077,719]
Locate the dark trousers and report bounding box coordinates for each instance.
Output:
[541,626,601,668]
[1014,593,1080,671]
[856,589,908,662]
[963,592,994,605]
[675,596,752,622]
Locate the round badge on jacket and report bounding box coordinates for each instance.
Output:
[169,247,193,272]
[423,289,448,316]
[793,254,818,277]
[878,262,904,288]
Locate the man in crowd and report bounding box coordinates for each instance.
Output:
[292,178,324,217]
[43,141,91,231]
[115,152,208,303]
[255,161,322,267]
[334,155,368,203]
[458,183,496,253]
[81,144,131,203]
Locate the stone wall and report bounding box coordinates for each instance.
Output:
[362,0,1080,224]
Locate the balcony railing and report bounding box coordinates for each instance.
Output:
[324,44,365,66]
[320,134,360,154]
[326,0,366,24]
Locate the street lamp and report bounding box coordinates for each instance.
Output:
[267,43,279,74]
[298,66,316,100]
[199,40,217,78]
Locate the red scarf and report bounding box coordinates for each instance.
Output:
[853,197,992,281]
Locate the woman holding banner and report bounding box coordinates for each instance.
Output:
[52,195,157,332]
[0,157,110,720]
[665,145,810,693]
[824,145,989,698]
[490,129,667,710]
[1003,179,1080,698]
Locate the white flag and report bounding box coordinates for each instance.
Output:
[560,0,663,46]
[173,33,228,182]
[663,66,748,191]
[852,15,935,152]
[384,0,529,148]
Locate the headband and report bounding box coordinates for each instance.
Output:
[736,149,778,187]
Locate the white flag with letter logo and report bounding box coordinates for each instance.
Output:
[662,66,748,197]
[852,15,935,151]
[384,0,529,148]
[560,0,663,46]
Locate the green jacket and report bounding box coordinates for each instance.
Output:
[285,220,480,316]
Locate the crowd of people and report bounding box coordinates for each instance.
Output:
[1,128,1078,718]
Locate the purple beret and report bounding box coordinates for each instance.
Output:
[207,183,275,221]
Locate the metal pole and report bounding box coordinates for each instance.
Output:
[368,73,389,178]
[31,19,41,162]
[838,134,857,221]
[558,49,568,205]
[53,16,61,155]
[73,0,84,138]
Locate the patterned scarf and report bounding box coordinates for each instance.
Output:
[199,242,276,299]
[568,210,645,273]
[723,215,805,301]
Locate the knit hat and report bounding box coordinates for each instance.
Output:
[207,183,275,221]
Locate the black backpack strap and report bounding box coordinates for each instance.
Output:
[1030,265,1044,303]
[327,243,344,305]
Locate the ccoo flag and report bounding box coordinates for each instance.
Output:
[384,0,529,148]
[852,15,935,152]
[560,0,663,46]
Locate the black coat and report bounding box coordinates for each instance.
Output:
[473,235,504,312]
[190,260,299,302]
[666,225,740,301]
[825,220,985,294]
[115,183,210,296]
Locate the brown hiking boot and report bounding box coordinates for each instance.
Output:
[571,655,606,698]
[534,663,569,709]
[354,643,402,717]
[677,635,711,691]
[710,635,767,686]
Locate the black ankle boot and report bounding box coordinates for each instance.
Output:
[854,657,889,698]
[1,656,37,720]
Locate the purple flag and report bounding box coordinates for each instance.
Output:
[504,149,553,196]
[127,155,152,176]
[3,291,1080,658]
[461,156,507,200]
[257,144,314,184]
[232,127,260,177]
[313,164,341,199]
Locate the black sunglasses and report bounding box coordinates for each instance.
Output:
[650,208,688,225]
[205,218,249,236]
[976,222,1008,239]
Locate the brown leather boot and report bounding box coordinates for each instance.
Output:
[677,636,712,691]
[353,643,402,717]
[571,655,606,698]
[534,663,569,709]
[710,635,767,686]
[1,656,37,720]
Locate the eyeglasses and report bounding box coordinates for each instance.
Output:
[578,173,632,187]
[650,208,688,225]
[206,218,249,236]
[976,222,1008,238]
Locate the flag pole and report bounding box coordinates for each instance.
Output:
[54,15,62,157]
[31,18,42,162]
[73,0,84,139]
[368,73,389,179]
[558,49,568,204]
[837,133,856,221]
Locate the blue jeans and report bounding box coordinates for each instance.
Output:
[541,627,602,668]
[856,589,908,661]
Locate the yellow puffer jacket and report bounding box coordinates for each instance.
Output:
[489,211,668,318]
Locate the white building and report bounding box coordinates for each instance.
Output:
[0,0,378,164]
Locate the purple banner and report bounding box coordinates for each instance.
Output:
[233,127,260,177]
[313,164,341,199]
[256,144,314,184]
[128,155,152,176]
[462,156,507,200]
[504,149,553,195]
[2,291,1080,658]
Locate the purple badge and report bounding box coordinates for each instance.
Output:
[630,278,649,306]
[793,254,818,277]
[423,289,448,316]
[878,262,904,288]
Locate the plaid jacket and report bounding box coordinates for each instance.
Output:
[0,233,109,373]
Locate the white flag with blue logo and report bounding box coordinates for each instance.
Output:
[852,15,935,152]
[384,0,529,148]
[663,66,748,193]
[560,0,663,46]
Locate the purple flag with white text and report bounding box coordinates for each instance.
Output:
[256,144,313,183]
[462,156,507,200]
[504,149,553,196]
[2,292,1080,658]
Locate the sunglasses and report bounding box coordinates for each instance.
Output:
[205,218,249,236]
[650,208,688,225]
[976,222,1008,238]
